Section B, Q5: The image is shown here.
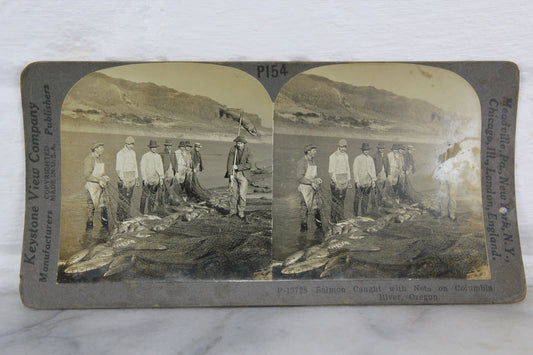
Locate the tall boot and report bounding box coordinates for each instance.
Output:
[101,207,109,229]
[300,222,308,232]
[314,210,322,230]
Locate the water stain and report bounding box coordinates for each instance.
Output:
[417,66,433,79]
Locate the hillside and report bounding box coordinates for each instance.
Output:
[61,72,267,138]
[275,74,470,141]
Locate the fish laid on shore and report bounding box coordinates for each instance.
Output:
[276,200,431,278]
[281,258,328,275]
[104,255,135,277]
[66,249,90,266]
[283,250,305,267]
[64,256,114,275]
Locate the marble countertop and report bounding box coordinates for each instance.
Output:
[1,282,532,354]
[2,1,533,353]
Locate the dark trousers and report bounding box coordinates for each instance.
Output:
[117,181,134,221]
[375,179,386,207]
[354,185,372,216]
[140,182,159,214]
[330,182,347,223]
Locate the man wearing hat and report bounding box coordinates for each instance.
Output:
[297,144,323,232]
[115,136,139,221]
[328,139,351,223]
[160,139,178,205]
[140,140,164,214]
[353,143,376,216]
[387,143,404,203]
[84,142,110,230]
[372,142,390,207]
[225,135,253,220]
[175,140,193,197]
[191,142,204,174]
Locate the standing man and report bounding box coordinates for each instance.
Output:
[372,143,390,208]
[434,142,459,221]
[297,144,323,232]
[328,139,351,223]
[191,142,204,174]
[175,140,193,198]
[160,139,178,205]
[387,144,404,203]
[353,143,376,216]
[225,136,253,220]
[140,140,164,214]
[188,142,209,202]
[400,144,416,202]
[84,142,110,230]
[115,136,139,222]
[405,145,416,175]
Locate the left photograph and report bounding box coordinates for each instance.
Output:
[58,63,273,282]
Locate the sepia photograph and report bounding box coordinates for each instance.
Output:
[58,63,273,282]
[19,61,524,307]
[272,63,489,280]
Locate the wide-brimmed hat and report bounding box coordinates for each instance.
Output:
[164,139,172,146]
[304,143,317,153]
[338,139,348,147]
[377,143,385,149]
[194,142,202,148]
[233,136,247,144]
[399,144,406,150]
[91,142,104,151]
[361,143,370,151]
[183,140,192,147]
[125,136,135,144]
[178,141,186,148]
[148,140,158,148]
[391,143,399,150]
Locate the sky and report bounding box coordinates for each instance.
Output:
[100,63,273,128]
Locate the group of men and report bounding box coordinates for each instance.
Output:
[297,140,416,232]
[84,137,201,230]
[84,135,253,231]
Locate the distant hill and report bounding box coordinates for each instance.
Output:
[61,72,267,137]
[275,74,470,141]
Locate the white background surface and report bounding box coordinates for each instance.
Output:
[1,1,532,354]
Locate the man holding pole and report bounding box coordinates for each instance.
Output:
[225,135,253,220]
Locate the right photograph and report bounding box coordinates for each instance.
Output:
[272,63,489,280]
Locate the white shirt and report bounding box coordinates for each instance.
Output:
[329,149,351,181]
[140,151,164,184]
[174,149,192,182]
[115,146,138,181]
[353,153,376,187]
[388,151,404,179]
